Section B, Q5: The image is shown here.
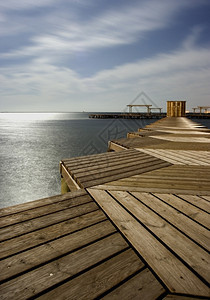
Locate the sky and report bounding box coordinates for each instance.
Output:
[0,0,210,112]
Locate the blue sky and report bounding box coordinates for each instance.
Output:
[0,0,210,112]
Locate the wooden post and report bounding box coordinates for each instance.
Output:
[61,176,70,194]
[167,101,186,117]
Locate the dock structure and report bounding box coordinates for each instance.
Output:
[192,106,210,114]
[0,103,210,299]
[127,104,152,113]
[89,112,166,119]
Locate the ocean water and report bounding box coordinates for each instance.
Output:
[0,113,209,208]
[0,112,158,208]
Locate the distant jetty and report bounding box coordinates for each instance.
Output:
[89,112,210,119]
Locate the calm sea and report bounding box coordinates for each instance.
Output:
[0,112,209,208]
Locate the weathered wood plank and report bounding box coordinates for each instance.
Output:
[159,150,210,165]
[0,234,131,300]
[37,249,144,300]
[152,165,210,173]
[137,148,210,165]
[177,194,210,213]
[0,220,117,282]
[0,202,98,242]
[62,148,136,166]
[64,149,145,169]
[174,150,210,163]
[135,168,210,178]
[117,176,210,186]
[200,195,210,201]
[78,156,164,181]
[131,192,210,251]
[0,189,87,217]
[109,191,209,282]
[0,210,106,259]
[151,135,210,143]
[94,185,210,195]
[0,194,92,228]
[125,174,210,182]
[102,268,165,300]
[88,189,209,296]
[82,161,171,188]
[70,153,151,176]
[154,193,210,228]
[103,177,210,192]
[163,295,209,300]
[137,148,184,165]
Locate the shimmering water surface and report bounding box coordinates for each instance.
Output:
[0,113,155,208]
[0,113,209,208]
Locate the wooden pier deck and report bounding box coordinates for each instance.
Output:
[0,116,210,299]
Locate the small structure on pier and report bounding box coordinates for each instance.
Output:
[167,101,186,117]
[127,104,152,113]
[192,106,210,114]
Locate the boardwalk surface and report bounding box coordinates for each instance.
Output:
[0,117,210,299]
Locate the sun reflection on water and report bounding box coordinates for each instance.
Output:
[0,113,60,122]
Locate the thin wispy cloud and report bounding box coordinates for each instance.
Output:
[1,0,194,57]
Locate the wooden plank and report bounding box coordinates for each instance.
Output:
[131,192,210,251]
[137,148,184,165]
[0,234,132,300]
[151,136,210,143]
[177,195,210,213]
[109,191,210,282]
[0,194,92,228]
[0,202,98,242]
[154,193,210,228]
[161,165,210,171]
[92,184,210,195]
[62,147,132,165]
[82,161,171,188]
[173,150,210,164]
[64,149,144,169]
[117,171,210,180]
[78,156,164,181]
[163,295,209,300]
[0,210,106,259]
[186,150,210,158]
[161,150,209,165]
[88,189,209,296]
[136,166,210,177]
[102,177,210,192]
[0,189,87,217]
[103,268,165,300]
[69,153,151,175]
[97,165,210,181]
[201,195,210,201]
[156,129,210,135]
[125,174,210,182]
[67,152,150,172]
[0,220,117,282]
[117,176,210,185]
[139,149,209,166]
[37,249,144,300]
[92,184,210,196]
